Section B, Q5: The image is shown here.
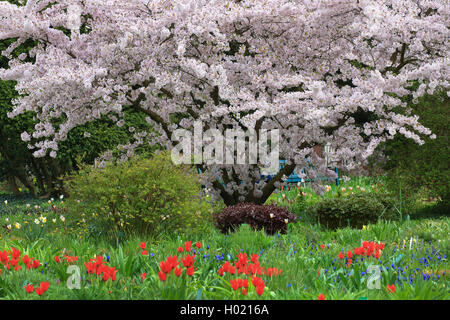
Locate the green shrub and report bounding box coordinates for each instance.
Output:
[64,152,214,239]
[312,192,398,230]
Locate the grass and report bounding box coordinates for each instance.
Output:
[0,192,448,300]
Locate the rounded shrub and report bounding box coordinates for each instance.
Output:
[213,202,298,235]
[313,192,398,230]
[64,152,214,238]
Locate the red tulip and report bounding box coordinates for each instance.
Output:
[250,254,259,263]
[255,284,265,296]
[181,255,195,268]
[158,271,166,281]
[186,266,194,276]
[174,267,183,277]
[24,283,34,293]
[387,284,395,294]
[31,259,40,269]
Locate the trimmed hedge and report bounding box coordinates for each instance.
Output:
[313,192,398,229]
[214,202,297,235]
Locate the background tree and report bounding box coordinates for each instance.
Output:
[0,23,155,196]
[373,88,449,211]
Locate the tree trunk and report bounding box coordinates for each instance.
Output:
[15,172,37,196]
[216,163,297,206]
[30,157,46,195]
[6,175,21,196]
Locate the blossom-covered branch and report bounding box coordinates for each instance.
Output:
[0,0,448,204]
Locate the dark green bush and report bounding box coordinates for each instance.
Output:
[64,152,214,238]
[312,192,398,230]
[374,89,449,210]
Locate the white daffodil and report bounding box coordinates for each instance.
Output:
[41,217,47,223]
[270,213,274,219]
[14,222,21,229]
[26,203,30,208]
[52,218,57,223]
[60,215,65,222]
[6,224,11,230]
[34,219,40,225]
[4,200,7,205]
[284,219,289,224]
[60,194,64,200]
[5,218,9,222]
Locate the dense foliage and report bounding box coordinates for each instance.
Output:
[377,90,449,209]
[64,152,215,238]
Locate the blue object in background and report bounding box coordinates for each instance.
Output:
[197,160,340,186]
[261,160,339,186]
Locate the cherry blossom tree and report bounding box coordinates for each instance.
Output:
[0,0,448,205]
